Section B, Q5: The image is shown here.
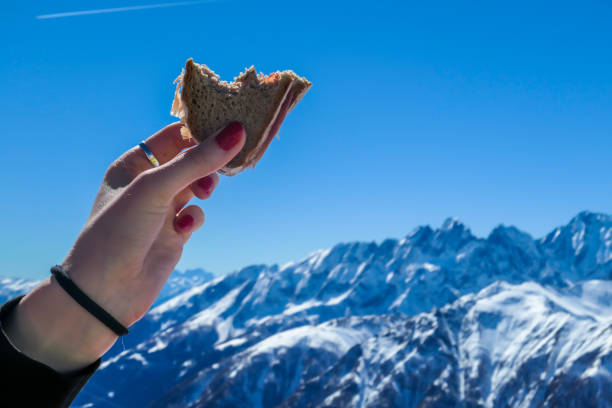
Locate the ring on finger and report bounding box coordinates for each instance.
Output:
[138,141,160,167]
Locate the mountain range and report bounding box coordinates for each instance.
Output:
[2,212,610,407]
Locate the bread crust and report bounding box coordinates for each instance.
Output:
[171,59,311,175]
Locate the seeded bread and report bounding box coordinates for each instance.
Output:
[171,58,311,175]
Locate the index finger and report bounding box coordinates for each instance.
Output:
[134,122,245,207]
[104,123,197,190]
[124,122,197,170]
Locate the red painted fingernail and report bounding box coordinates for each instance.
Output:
[176,214,194,231]
[197,176,214,193]
[215,122,243,151]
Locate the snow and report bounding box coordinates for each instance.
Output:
[308,248,331,269]
[582,361,612,380]
[326,290,352,306]
[127,353,148,366]
[148,337,168,353]
[284,300,322,315]
[0,277,40,304]
[246,325,366,357]
[572,225,585,255]
[99,350,130,369]
[279,260,296,272]
[183,282,247,331]
[150,280,214,315]
[441,217,463,231]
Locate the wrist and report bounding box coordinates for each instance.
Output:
[3,277,118,374]
[62,255,148,328]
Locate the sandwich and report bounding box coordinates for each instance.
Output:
[171,58,312,176]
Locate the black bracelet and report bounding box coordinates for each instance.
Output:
[50,265,129,336]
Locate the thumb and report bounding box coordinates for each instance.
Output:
[135,122,245,206]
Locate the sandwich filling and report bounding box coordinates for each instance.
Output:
[246,83,298,171]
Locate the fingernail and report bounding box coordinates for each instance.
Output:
[197,176,214,193]
[176,214,194,231]
[215,122,243,151]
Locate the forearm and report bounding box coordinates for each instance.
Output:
[3,276,118,374]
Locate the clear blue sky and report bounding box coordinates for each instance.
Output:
[1,1,611,280]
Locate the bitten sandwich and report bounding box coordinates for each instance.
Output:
[171,58,312,175]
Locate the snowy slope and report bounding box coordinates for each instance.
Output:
[0,268,212,307]
[154,268,214,307]
[0,277,39,304]
[60,211,612,407]
[274,282,612,408]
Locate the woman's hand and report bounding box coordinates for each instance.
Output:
[68,121,244,326]
[3,122,245,373]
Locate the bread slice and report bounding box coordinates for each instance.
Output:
[171,58,312,176]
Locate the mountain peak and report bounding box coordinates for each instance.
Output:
[488,224,534,245]
[406,225,434,242]
[570,210,612,226]
[432,217,475,251]
[440,217,467,232]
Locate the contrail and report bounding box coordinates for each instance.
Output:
[36,0,215,20]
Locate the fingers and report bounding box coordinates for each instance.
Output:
[172,173,220,213]
[191,173,219,200]
[104,123,196,189]
[174,205,205,236]
[135,122,245,207]
[130,122,196,169]
[172,186,195,214]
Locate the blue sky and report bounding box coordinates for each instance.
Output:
[1,1,611,279]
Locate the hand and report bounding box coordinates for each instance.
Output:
[3,122,245,373]
[67,121,244,326]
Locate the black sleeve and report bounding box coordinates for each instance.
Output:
[0,296,101,407]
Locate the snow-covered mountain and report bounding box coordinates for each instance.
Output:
[0,277,39,305]
[0,268,213,317]
[7,211,612,407]
[154,268,215,307]
[154,281,612,408]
